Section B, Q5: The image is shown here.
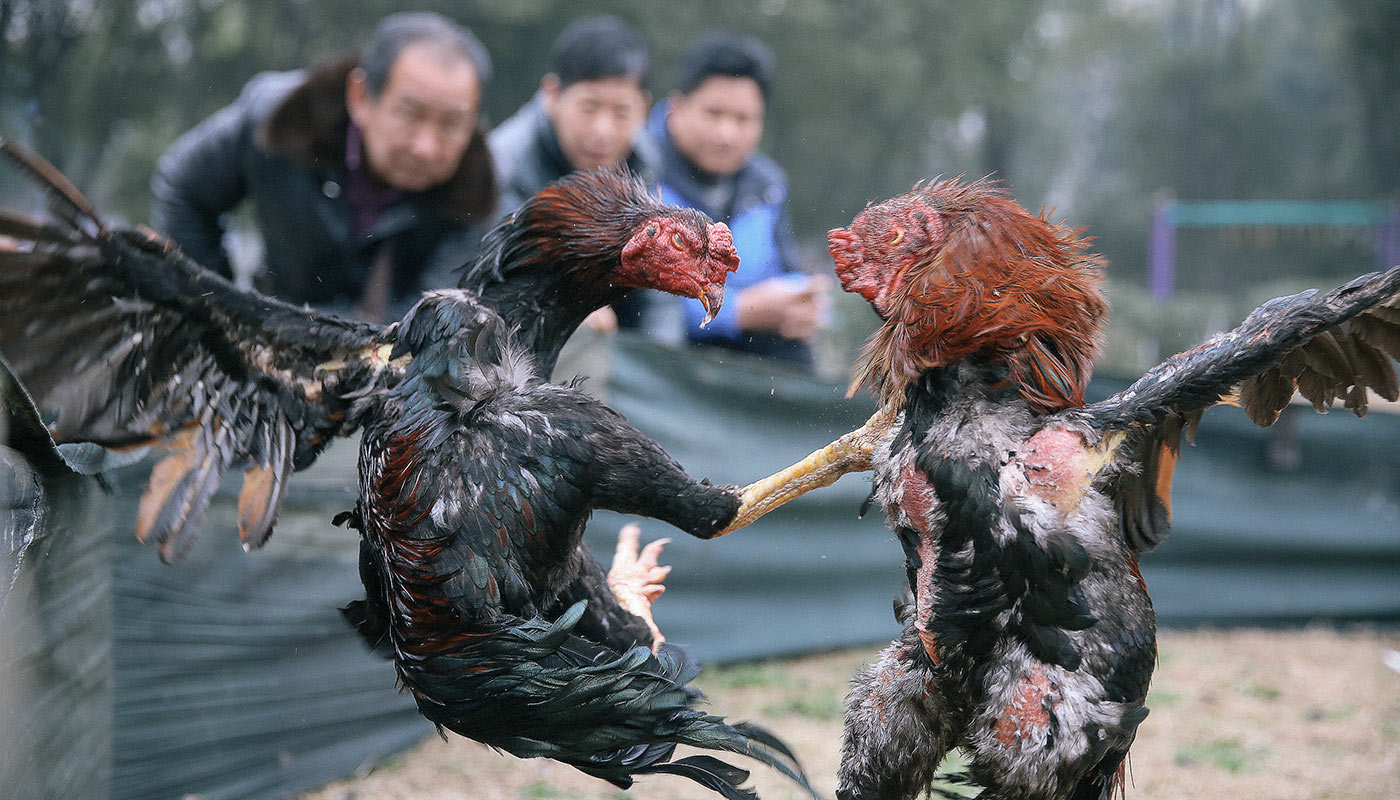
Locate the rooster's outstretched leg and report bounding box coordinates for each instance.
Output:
[606,523,672,651]
[715,406,896,536]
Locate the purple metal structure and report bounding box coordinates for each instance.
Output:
[1148,198,1400,300]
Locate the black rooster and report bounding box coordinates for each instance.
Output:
[0,141,812,799]
[720,178,1400,799]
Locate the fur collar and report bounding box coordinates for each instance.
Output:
[260,56,495,224]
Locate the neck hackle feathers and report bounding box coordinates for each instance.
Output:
[464,168,737,315]
[829,178,1108,414]
[467,169,661,288]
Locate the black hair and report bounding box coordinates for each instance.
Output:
[361,12,493,96]
[675,32,775,99]
[549,16,649,90]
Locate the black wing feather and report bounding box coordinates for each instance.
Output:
[1079,264,1400,550]
[1088,265,1400,429]
[0,138,400,560]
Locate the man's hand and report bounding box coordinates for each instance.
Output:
[736,274,830,342]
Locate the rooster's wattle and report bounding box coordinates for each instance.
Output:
[0,141,812,800]
[728,178,1400,800]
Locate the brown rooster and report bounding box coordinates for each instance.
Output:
[0,141,814,800]
[720,178,1400,800]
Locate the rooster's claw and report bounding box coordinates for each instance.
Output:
[607,523,672,652]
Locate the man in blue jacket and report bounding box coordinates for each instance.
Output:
[151,12,495,322]
[647,32,827,369]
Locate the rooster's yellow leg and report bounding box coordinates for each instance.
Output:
[714,406,896,536]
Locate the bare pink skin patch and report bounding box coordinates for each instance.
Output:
[898,458,941,663]
[1017,428,1096,513]
[992,666,1060,749]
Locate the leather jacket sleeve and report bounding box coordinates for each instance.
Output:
[150,88,262,278]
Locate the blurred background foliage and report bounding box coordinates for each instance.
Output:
[2,0,1397,378]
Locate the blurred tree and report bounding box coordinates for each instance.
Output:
[1083,0,1376,292]
[1332,0,1400,195]
[1,0,1059,235]
[0,0,1384,294]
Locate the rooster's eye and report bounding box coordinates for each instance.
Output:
[890,228,905,246]
[671,232,686,250]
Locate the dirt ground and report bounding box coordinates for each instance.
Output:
[301,626,1400,800]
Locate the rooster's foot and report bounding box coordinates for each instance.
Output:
[607,523,672,652]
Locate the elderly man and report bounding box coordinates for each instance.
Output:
[151,12,495,322]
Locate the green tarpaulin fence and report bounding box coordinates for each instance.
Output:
[3,361,112,800]
[4,335,1397,799]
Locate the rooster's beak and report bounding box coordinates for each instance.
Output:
[700,222,739,327]
[699,284,725,327]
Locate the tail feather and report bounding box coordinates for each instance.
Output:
[393,600,816,799]
[673,716,817,799]
[637,755,759,800]
[731,720,807,769]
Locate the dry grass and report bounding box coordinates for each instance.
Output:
[301,627,1400,800]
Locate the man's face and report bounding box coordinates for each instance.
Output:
[347,42,481,192]
[542,75,649,172]
[666,76,764,177]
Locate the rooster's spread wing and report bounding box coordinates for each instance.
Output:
[1077,264,1400,551]
[0,139,401,561]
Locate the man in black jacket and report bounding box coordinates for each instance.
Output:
[151,12,495,322]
